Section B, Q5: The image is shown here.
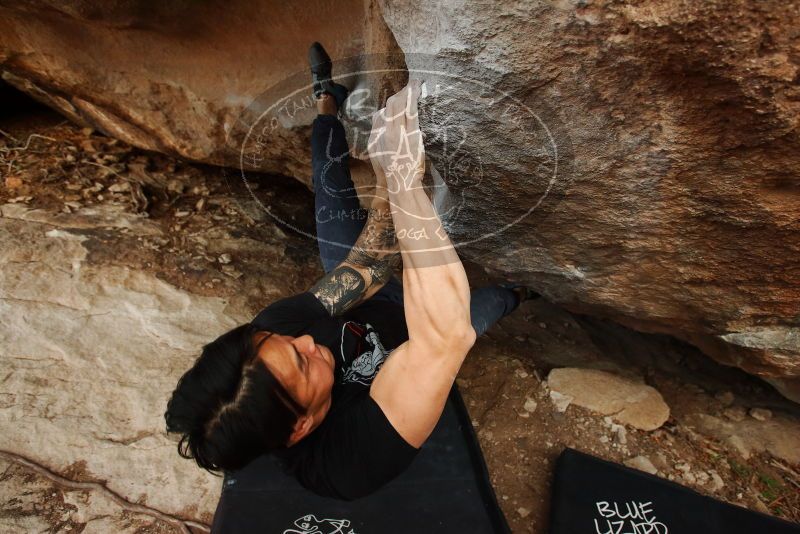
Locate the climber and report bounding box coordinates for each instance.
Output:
[164,42,538,500]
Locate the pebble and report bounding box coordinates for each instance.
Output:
[221,265,242,279]
[4,176,23,189]
[753,498,771,515]
[109,182,131,193]
[218,253,233,265]
[167,179,186,194]
[749,407,772,421]
[624,455,658,475]
[708,471,725,492]
[675,462,691,473]
[523,397,537,413]
[175,210,191,218]
[538,322,547,329]
[715,391,735,407]
[653,452,669,471]
[84,182,104,194]
[549,390,572,413]
[517,507,531,518]
[722,406,746,422]
[726,434,751,459]
[613,425,627,445]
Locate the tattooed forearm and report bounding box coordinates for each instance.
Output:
[346,247,397,287]
[311,266,367,316]
[346,205,399,268]
[309,200,401,316]
[346,206,399,277]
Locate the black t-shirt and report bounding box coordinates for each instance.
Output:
[251,292,419,500]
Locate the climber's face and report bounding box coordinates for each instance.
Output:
[253,331,335,444]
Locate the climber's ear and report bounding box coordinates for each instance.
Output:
[287,415,313,446]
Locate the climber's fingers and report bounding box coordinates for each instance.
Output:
[383,79,422,125]
[367,80,426,191]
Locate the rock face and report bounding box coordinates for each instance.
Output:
[547,368,670,430]
[0,0,405,181]
[1,1,799,399]
[0,454,185,533]
[0,204,250,526]
[686,413,800,464]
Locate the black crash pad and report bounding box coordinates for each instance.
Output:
[549,448,799,534]
[211,387,510,533]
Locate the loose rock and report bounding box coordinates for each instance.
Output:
[4,176,23,189]
[715,391,735,407]
[708,471,725,492]
[749,408,772,421]
[523,397,537,413]
[108,182,131,193]
[624,455,658,475]
[723,406,747,422]
[549,390,573,413]
[547,368,670,430]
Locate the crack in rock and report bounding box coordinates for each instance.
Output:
[0,449,210,534]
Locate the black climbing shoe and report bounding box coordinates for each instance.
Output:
[308,42,348,109]
[499,283,541,306]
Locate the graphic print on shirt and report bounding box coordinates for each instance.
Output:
[338,321,389,386]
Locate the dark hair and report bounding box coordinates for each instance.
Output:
[164,323,305,473]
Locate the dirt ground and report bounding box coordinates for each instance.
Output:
[1,99,799,533]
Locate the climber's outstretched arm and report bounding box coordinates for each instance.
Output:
[368,80,476,448]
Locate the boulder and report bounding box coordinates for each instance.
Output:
[1,0,799,399]
[547,368,670,430]
[0,204,250,525]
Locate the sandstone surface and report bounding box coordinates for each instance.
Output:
[686,412,800,464]
[0,454,186,533]
[0,1,798,400]
[0,204,249,525]
[547,367,670,430]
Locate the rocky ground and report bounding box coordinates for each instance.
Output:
[1,103,798,533]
